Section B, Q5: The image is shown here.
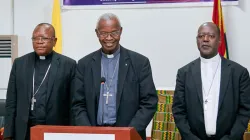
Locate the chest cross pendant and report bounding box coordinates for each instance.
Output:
[103,92,112,104]
[31,97,36,110]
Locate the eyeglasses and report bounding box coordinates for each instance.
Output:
[31,37,55,42]
[197,34,216,40]
[97,30,121,38]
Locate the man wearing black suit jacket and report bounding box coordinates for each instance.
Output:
[72,13,158,140]
[4,23,76,140]
[172,22,250,140]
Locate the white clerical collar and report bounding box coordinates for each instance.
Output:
[107,54,114,59]
[39,56,46,60]
[36,51,53,60]
[200,53,220,63]
[102,46,120,59]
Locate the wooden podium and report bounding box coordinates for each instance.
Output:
[31,125,142,140]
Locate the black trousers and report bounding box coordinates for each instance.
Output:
[25,127,30,140]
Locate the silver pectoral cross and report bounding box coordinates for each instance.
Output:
[205,99,208,104]
[31,97,36,110]
[204,99,208,111]
[103,92,112,104]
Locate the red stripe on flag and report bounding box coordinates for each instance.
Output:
[212,0,229,59]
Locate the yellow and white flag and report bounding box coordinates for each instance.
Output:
[52,0,62,54]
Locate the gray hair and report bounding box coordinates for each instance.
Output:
[96,13,121,29]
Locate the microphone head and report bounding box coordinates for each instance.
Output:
[101,77,106,83]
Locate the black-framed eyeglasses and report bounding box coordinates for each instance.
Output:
[97,30,121,38]
[31,37,55,42]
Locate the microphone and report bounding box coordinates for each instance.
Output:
[101,77,106,84]
[100,77,106,125]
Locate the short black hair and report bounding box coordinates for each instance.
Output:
[35,23,56,37]
[199,22,221,38]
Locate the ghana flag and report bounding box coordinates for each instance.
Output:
[212,0,229,59]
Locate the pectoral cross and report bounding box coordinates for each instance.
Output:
[31,97,36,110]
[205,99,208,104]
[204,99,208,111]
[103,92,112,104]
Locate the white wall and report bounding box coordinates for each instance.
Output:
[1,0,249,137]
[13,0,53,56]
[0,0,13,99]
[226,0,250,70]
[13,0,250,88]
[0,1,248,100]
[0,0,13,35]
[0,59,11,99]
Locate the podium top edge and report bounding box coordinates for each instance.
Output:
[32,125,135,130]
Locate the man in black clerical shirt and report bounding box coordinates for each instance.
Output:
[4,23,76,140]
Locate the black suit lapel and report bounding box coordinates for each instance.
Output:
[116,47,129,112]
[218,58,231,110]
[46,52,60,103]
[27,52,36,104]
[91,50,102,107]
[192,58,203,107]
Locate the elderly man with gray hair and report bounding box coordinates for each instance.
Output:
[72,13,158,140]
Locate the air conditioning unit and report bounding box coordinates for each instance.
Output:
[0,35,18,99]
